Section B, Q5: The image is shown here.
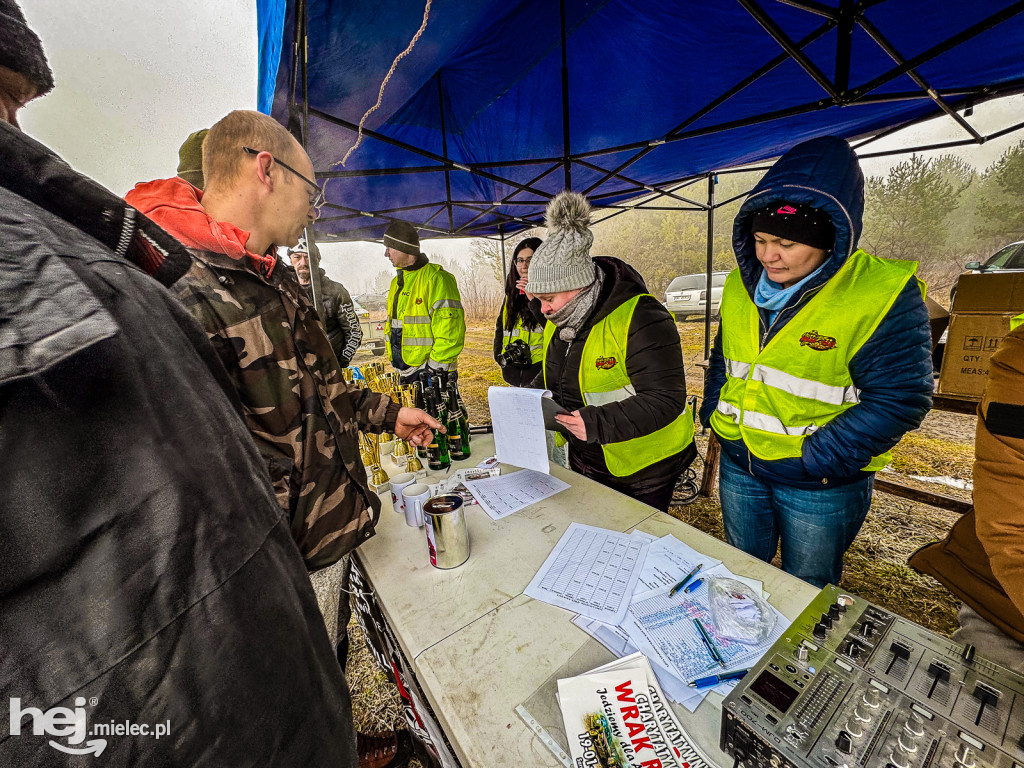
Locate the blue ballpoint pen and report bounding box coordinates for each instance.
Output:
[669,563,703,596]
[683,578,704,594]
[688,669,750,688]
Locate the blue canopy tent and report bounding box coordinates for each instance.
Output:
[257,0,1024,244]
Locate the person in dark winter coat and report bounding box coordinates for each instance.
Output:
[291,242,363,366]
[700,136,933,588]
[526,192,696,512]
[493,236,546,387]
[0,6,357,763]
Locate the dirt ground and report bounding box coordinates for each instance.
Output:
[346,318,971,734]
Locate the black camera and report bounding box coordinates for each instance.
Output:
[497,339,533,369]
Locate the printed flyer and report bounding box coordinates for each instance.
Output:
[556,654,715,768]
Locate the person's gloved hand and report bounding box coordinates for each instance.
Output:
[394,407,444,447]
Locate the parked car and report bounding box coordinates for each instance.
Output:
[351,297,369,319]
[950,240,1024,303]
[665,271,729,321]
[355,292,388,312]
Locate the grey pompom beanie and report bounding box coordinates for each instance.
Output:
[525,191,597,293]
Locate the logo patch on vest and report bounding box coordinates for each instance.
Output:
[799,330,837,351]
[595,356,617,370]
[415,298,423,304]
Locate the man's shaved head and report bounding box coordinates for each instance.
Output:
[203,109,304,190]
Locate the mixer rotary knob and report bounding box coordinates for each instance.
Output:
[896,731,918,755]
[889,749,911,768]
[814,622,829,640]
[862,686,882,708]
[796,645,810,663]
[904,712,925,737]
[954,744,976,768]
[845,719,864,739]
[852,703,872,724]
[836,731,853,754]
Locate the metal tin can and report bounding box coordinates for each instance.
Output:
[423,494,469,569]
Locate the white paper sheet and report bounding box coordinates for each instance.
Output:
[487,386,556,473]
[463,469,570,520]
[636,535,724,592]
[526,523,650,624]
[623,585,789,686]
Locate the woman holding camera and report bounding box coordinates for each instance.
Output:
[493,237,545,386]
[525,192,695,512]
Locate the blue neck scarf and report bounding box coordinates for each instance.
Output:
[753,260,830,324]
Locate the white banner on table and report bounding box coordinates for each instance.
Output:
[463,469,569,520]
[525,523,649,624]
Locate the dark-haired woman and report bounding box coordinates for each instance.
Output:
[493,237,546,387]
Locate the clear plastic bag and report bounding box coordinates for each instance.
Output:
[707,576,777,645]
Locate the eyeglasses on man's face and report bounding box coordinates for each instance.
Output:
[242,146,324,214]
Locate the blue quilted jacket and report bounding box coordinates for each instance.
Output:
[699,136,933,489]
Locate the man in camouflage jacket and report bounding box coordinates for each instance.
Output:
[127,111,440,571]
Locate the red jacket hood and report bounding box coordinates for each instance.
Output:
[125,177,276,276]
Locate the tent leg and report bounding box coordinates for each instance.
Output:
[703,173,716,362]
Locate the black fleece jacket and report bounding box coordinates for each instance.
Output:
[537,256,695,489]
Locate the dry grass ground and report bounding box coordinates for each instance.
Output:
[346,317,970,732]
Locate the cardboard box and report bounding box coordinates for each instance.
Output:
[938,273,1024,399]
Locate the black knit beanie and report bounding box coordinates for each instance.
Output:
[0,0,55,96]
[750,202,834,251]
[383,220,421,256]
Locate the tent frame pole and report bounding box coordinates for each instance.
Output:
[559,0,572,190]
[703,174,716,362]
[500,226,507,281]
[437,74,455,234]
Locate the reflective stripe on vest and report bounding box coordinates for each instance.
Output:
[542,294,694,478]
[710,249,920,472]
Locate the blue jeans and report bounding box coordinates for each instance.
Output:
[718,451,873,588]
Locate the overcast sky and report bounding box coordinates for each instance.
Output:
[18,0,1024,293]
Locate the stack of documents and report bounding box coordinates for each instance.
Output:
[527,524,790,711]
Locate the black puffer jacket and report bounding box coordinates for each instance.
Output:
[0,124,355,766]
[539,256,695,489]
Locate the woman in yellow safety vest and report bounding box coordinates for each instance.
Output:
[525,191,696,512]
[493,237,545,387]
[700,136,934,588]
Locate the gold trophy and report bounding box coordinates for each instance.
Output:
[362,433,390,493]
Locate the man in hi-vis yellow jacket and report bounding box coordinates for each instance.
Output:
[383,220,465,382]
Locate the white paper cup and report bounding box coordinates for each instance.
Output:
[402,483,431,528]
[389,473,416,515]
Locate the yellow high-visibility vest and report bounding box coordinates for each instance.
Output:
[543,294,695,477]
[385,263,465,371]
[710,249,920,471]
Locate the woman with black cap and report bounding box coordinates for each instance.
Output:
[493,237,545,387]
[700,136,933,589]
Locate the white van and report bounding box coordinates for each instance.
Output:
[665,272,729,320]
